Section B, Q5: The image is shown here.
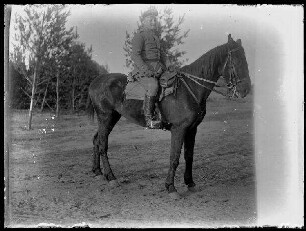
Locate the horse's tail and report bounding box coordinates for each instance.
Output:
[86,92,95,122]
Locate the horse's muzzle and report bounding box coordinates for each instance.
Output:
[236,79,251,98]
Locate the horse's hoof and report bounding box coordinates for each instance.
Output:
[92,169,102,176]
[94,174,104,180]
[169,192,181,200]
[108,180,119,188]
[188,186,198,192]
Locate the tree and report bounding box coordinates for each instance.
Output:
[11,5,75,129]
[9,62,29,109]
[47,7,75,116]
[68,41,90,112]
[52,39,108,112]
[123,6,189,70]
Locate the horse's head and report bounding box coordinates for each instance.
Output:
[219,34,251,98]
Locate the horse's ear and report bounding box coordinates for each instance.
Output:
[228,34,234,43]
[236,39,242,46]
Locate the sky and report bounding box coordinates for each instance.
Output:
[8,4,303,226]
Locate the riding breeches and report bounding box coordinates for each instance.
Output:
[138,76,159,96]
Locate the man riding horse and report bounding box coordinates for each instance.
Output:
[86,5,251,198]
[129,8,174,129]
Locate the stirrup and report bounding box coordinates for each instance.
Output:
[146,119,162,129]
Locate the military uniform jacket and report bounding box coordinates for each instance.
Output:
[131,28,168,78]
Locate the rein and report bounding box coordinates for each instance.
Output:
[179,72,228,97]
[178,47,242,103]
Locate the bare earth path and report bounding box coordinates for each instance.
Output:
[7,95,256,228]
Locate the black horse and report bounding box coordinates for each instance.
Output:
[86,34,251,199]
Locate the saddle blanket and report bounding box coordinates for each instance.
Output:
[124,81,176,101]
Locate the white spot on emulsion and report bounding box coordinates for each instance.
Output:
[51,128,54,132]
[224,121,227,123]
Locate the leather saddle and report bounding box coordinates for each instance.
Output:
[124,70,179,102]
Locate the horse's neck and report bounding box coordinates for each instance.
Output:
[210,46,229,82]
[185,45,228,81]
[203,46,229,90]
[178,44,229,105]
[192,46,228,103]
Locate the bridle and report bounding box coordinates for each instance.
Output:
[218,47,242,98]
[178,46,243,104]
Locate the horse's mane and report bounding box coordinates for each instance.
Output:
[180,43,229,78]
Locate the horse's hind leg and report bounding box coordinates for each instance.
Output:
[184,126,197,191]
[92,110,121,184]
[92,131,102,175]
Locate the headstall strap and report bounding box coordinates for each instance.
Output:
[225,47,242,92]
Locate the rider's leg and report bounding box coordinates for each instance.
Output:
[139,77,161,129]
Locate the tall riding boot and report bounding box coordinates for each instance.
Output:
[144,95,162,129]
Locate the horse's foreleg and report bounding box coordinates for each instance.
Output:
[165,127,186,197]
[93,126,115,181]
[184,126,197,190]
[93,111,121,184]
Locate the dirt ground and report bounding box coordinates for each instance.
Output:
[6,94,256,228]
